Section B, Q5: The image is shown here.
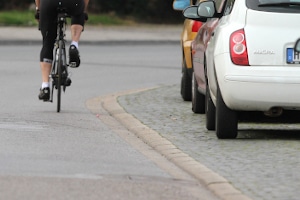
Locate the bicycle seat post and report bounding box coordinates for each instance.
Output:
[56,4,69,41]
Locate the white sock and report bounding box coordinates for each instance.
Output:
[71,41,79,49]
[42,82,50,89]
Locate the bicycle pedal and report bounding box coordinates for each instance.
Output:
[43,99,52,102]
[69,62,77,68]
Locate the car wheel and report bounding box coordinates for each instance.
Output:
[215,85,238,139]
[205,83,215,130]
[192,73,205,114]
[180,57,192,101]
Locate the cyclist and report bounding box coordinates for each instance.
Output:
[35,0,89,101]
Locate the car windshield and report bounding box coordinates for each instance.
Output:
[247,0,300,12]
[259,0,300,6]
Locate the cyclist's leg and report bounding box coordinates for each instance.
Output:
[68,23,83,68]
[38,0,57,100]
[67,0,85,42]
[65,0,85,67]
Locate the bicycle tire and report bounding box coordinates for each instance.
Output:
[56,40,63,112]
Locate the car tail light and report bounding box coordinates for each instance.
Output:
[230,29,249,66]
[192,21,202,33]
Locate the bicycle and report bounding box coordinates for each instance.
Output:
[45,7,74,112]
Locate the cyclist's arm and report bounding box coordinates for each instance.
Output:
[84,0,89,12]
[35,0,40,10]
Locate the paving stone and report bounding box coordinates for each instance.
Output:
[118,84,300,200]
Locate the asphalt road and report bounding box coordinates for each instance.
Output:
[0,44,221,200]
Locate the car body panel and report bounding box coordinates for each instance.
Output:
[213,53,300,111]
[182,19,200,69]
[245,10,300,66]
[192,18,219,95]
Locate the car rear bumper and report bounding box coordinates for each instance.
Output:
[215,57,300,111]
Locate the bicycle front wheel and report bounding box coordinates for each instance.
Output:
[56,40,64,112]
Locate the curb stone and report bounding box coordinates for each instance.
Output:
[97,87,253,200]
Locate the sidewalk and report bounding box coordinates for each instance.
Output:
[0,24,182,45]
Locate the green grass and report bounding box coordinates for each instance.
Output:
[0,10,37,26]
[0,10,131,26]
[87,13,126,25]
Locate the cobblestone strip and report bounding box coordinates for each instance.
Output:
[117,85,300,200]
[100,88,252,200]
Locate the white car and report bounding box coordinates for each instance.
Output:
[183,0,300,139]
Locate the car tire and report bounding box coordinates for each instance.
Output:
[205,83,215,130]
[180,58,192,101]
[192,73,205,114]
[215,85,238,139]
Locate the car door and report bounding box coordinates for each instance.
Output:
[206,0,234,101]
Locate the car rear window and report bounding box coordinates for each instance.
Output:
[247,0,300,13]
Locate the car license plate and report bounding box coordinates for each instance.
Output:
[287,48,300,64]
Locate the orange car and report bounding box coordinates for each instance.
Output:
[173,0,203,101]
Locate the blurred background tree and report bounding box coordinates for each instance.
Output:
[0,0,185,24]
[0,0,32,9]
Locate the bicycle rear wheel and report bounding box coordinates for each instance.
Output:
[56,40,64,112]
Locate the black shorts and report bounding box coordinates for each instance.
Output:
[39,0,85,62]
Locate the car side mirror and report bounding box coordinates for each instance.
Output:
[183,1,216,22]
[183,6,200,19]
[197,1,216,18]
[173,0,191,11]
[295,38,300,52]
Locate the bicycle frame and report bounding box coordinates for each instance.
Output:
[48,8,70,112]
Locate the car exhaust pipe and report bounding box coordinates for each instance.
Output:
[264,107,283,117]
